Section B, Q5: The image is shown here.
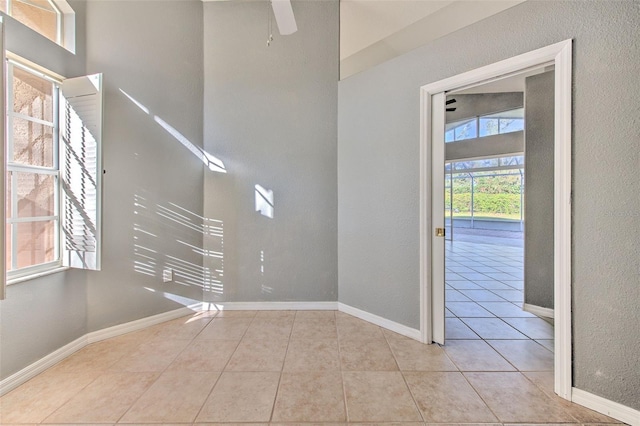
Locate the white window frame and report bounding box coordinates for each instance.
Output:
[6,58,64,281]
[3,0,75,52]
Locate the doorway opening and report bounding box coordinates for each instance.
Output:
[444,67,556,379]
[419,40,572,400]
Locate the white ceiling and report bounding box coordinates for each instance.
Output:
[339,0,526,79]
[340,0,454,60]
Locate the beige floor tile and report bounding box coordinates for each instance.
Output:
[535,338,554,351]
[197,424,268,426]
[337,317,384,341]
[295,310,337,320]
[339,337,398,371]
[225,338,289,371]
[197,317,252,340]
[211,309,257,318]
[445,317,480,339]
[195,371,280,422]
[442,340,516,371]
[119,424,191,426]
[522,372,622,424]
[424,424,501,426]
[272,372,346,422]
[464,372,576,423]
[446,302,495,318]
[284,338,341,371]
[168,339,239,371]
[502,317,555,339]
[37,424,114,426]
[0,370,100,424]
[386,335,457,371]
[502,424,579,426]
[145,315,212,341]
[243,318,294,340]
[48,337,141,374]
[119,371,219,423]
[350,424,424,426]
[342,371,422,422]
[42,372,158,423]
[255,310,296,319]
[404,371,498,423]
[271,424,346,426]
[109,338,191,372]
[487,339,553,371]
[291,318,337,339]
[477,301,536,317]
[460,317,528,339]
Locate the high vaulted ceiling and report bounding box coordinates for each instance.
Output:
[340,0,526,79]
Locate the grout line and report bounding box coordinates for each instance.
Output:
[267,310,296,423]
[191,313,251,423]
[114,311,218,424]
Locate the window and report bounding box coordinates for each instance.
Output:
[445,118,477,143]
[479,108,524,137]
[0,0,75,52]
[6,60,60,276]
[445,108,524,143]
[5,57,103,282]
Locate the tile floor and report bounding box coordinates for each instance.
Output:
[445,240,554,354]
[0,242,623,425]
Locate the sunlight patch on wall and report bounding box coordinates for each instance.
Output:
[255,184,274,219]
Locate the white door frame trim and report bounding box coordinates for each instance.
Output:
[419,39,573,400]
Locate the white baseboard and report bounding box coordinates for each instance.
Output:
[0,335,87,397]
[87,304,201,344]
[206,301,338,311]
[523,303,554,319]
[572,387,640,426]
[0,305,199,397]
[1,300,421,398]
[338,302,422,341]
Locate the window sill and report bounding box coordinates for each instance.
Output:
[7,266,71,286]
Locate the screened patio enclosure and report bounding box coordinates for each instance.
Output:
[445,155,524,242]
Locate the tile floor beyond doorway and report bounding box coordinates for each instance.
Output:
[0,308,622,424]
[445,239,556,366]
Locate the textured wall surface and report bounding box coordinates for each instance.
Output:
[202,0,339,303]
[338,0,639,409]
[0,0,88,380]
[524,71,554,310]
[83,0,205,331]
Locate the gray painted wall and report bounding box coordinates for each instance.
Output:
[83,0,205,331]
[202,0,339,303]
[0,1,88,380]
[338,0,639,409]
[524,71,554,310]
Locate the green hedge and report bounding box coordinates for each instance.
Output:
[445,193,521,215]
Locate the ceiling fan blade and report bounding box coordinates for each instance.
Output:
[446,108,457,112]
[445,98,457,105]
[271,0,298,35]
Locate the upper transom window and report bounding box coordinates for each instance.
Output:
[445,108,524,143]
[0,0,75,51]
